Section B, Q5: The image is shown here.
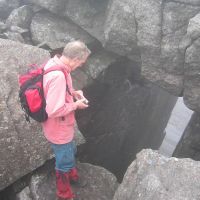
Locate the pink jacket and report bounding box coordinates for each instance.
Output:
[42,55,77,144]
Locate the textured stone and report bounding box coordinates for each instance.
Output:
[4,31,25,43]
[0,39,85,190]
[23,162,118,200]
[16,187,32,200]
[6,5,33,29]
[25,0,66,14]
[173,112,200,160]
[63,0,108,42]
[183,13,200,112]
[103,0,139,61]
[30,11,96,50]
[0,39,51,191]
[72,49,117,89]
[113,149,200,200]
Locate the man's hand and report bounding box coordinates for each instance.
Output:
[73,90,89,104]
[75,99,89,109]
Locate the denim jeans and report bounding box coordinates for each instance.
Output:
[51,140,77,172]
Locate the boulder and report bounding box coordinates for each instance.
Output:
[17,162,118,200]
[182,13,200,112]
[72,49,118,89]
[0,39,85,190]
[4,31,25,43]
[0,39,50,191]
[6,5,34,29]
[63,0,108,42]
[25,0,66,14]
[113,149,200,200]
[160,2,200,95]
[30,11,96,50]
[103,0,139,61]
[173,112,200,160]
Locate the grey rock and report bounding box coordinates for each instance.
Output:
[0,0,20,19]
[72,50,117,89]
[187,13,200,40]
[16,187,32,200]
[28,162,118,200]
[6,5,34,29]
[103,0,139,61]
[25,0,66,14]
[113,149,200,200]
[74,121,86,146]
[63,0,108,42]
[159,2,200,96]
[4,31,25,43]
[0,39,90,190]
[0,39,51,191]
[30,11,96,50]
[0,33,8,39]
[0,21,7,33]
[173,0,200,6]
[10,25,29,34]
[173,112,200,160]
[183,13,200,112]
[184,38,200,111]
[84,50,117,80]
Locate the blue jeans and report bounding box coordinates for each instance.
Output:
[51,140,77,172]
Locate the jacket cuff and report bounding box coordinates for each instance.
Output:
[72,102,78,111]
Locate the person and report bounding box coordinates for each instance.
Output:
[42,40,91,200]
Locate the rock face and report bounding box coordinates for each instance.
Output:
[0,39,87,191]
[0,39,51,191]
[6,5,33,29]
[17,162,118,200]
[103,0,139,61]
[183,13,200,112]
[103,0,200,112]
[25,0,66,14]
[113,149,200,200]
[71,49,118,89]
[62,0,108,42]
[30,11,96,50]
[173,112,200,160]
[6,0,200,113]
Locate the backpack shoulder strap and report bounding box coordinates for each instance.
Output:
[43,65,66,77]
[43,65,72,95]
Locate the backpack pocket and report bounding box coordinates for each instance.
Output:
[25,86,42,113]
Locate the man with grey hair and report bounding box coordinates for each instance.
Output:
[42,40,91,200]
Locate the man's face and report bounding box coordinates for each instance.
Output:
[72,56,88,70]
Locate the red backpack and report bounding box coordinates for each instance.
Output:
[18,64,67,122]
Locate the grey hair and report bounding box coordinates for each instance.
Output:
[62,40,91,60]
